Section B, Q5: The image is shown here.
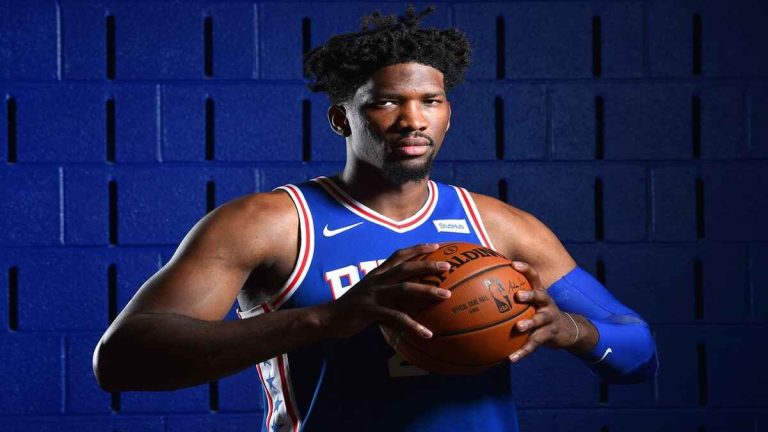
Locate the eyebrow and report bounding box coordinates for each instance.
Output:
[373,91,446,99]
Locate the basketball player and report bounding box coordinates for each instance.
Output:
[94,7,658,431]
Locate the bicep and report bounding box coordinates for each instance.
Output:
[509,209,576,289]
[500,204,646,318]
[473,193,576,288]
[120,250,250,322]
[114,195,290,323]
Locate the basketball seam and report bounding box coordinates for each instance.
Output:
[393,306,532,371]
[398,334,504,369]
[433,304,533,338]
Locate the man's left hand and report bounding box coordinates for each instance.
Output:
[507,260,578,363]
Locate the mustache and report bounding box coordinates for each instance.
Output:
[396,132,435,146]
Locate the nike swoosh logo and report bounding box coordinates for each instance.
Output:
[591,348,613,365]
[323,222,364,237]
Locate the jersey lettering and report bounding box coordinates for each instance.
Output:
[325,265,360,299]
[359,259,386,276]
[325,259,385,298]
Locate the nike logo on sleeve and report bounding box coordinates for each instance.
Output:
[591,348,613,365]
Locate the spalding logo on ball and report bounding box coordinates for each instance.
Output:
[381,242,536,375]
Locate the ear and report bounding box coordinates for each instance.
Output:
[446,102,451,132]
[327,105,350,137]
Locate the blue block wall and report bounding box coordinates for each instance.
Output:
[1,0,767,430]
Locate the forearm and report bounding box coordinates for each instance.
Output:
[548,267,658,384]
[563,313,599,356]
[94,305,335,392]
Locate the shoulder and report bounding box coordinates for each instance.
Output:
[467,192,548,255]
[467,191,576,288]
[175,189,298,271]
[113,190,299,322]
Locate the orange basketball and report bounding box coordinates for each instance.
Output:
[381,242,536,375]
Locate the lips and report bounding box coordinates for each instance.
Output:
[395,137,431,147]
[392,136,432,157]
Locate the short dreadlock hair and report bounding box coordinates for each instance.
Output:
[304,5,471,104]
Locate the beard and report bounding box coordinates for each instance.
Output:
[381,153,435,185]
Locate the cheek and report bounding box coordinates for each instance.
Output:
[429,111,451,135]
[358,119,383,141]
[359,113,390,137]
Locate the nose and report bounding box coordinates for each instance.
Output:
[397,100,428,132]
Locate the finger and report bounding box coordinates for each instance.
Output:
[374,243,441,274]
[374,306,433,339]
[508,332,543,363]
[388,281,452,301]
[376,282,451,312]
[382,259,451,284]
[515,286,552,307]
[511,260,543,291]
[515,308,553,332]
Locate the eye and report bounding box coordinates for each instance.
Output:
[424,99,442,105]
[373,100,397,107]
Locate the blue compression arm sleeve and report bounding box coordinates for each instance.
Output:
[548,267,659,384]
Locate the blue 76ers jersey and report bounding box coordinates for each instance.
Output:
[237,177,519,432]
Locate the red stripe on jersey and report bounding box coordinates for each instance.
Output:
[457,187,492,248]
[271,185,313,308]
[277,354,301,432]
[255,363,275,431]
[316,177,437,230]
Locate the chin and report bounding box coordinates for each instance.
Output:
[381,158,433,184]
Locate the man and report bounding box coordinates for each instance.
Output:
[93,6,657,432]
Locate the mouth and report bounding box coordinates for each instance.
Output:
[395,136,432,147]
[391,136,433,157]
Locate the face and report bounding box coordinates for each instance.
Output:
[334,62,451,184]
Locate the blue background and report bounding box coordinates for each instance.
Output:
[1,0,767,430]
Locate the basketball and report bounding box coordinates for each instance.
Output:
[381,242,536,375]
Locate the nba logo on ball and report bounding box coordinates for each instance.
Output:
[485,278,513,313]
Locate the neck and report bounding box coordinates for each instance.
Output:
[337,160,430,221]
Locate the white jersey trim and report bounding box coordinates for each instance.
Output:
[312,176,438,234]
[454,186,496,250]
[256,354,302,432]
[237,184,314,318]
[236,185,311,432]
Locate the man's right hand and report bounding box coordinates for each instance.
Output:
[319,243,452,340]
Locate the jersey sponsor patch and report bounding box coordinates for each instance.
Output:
[433,219,470,234]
